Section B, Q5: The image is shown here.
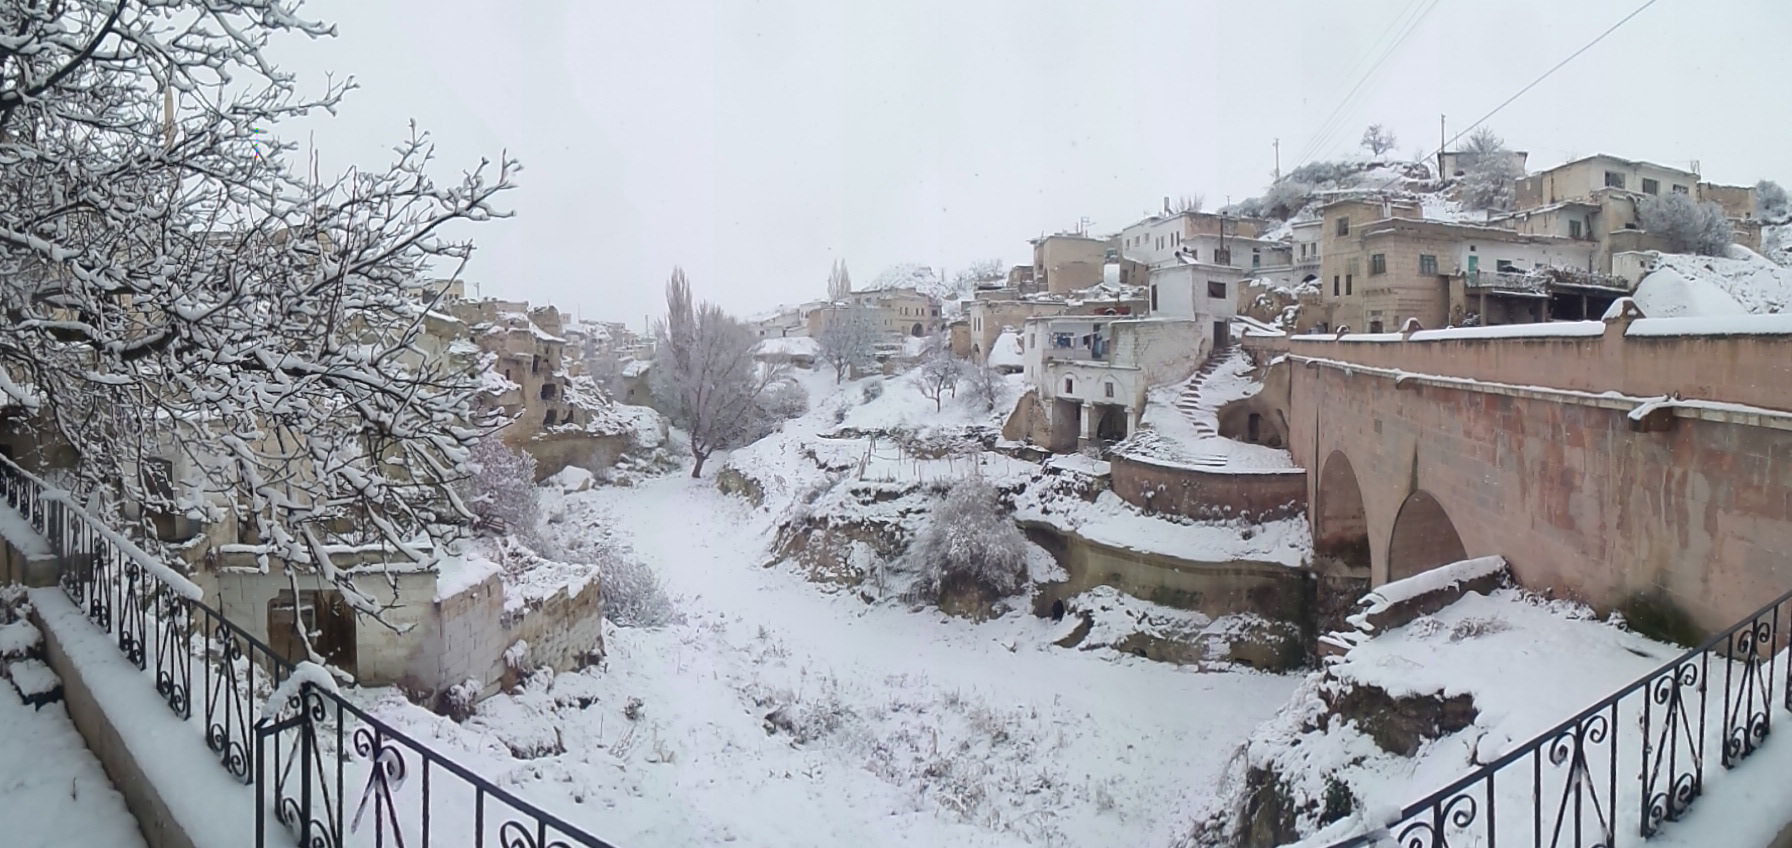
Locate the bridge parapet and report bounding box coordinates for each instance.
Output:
[1247,305,1792,414]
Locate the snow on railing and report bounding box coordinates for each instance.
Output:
[0,455,623,848]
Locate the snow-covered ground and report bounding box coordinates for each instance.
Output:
[1191,586,1696,847]
[362,473,1298,847]
[1633,246,1792,316]
[343,366,1308,847]
[0,692,145,848]
[0,591,145,848]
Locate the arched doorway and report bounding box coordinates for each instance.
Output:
[910,322,923,337]
[1316,451,1370,572]
[1386,490,1468,582]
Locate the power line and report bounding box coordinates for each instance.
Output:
[1289,0,1427,166]
[1292,0,1442,170]
[1373,0,1666,193]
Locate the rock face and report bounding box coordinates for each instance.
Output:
[1226,679,1481,847]
[1324,684,1477,757]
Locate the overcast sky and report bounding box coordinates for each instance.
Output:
[276,0,1791,327]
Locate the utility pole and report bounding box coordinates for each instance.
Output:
[1273,138,1280,182]
[1438,113,1447,178]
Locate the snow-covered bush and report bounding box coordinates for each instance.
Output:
[907,477,1029,603]
[861,379,884,403]
[461,438,540,536]
[1639,192,1734,256]
[1758,180,1789,223]
[599,552,681,628]
[757,378,809,423]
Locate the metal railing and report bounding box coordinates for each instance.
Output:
[0,457,618,848]
[1320,587,1792,847]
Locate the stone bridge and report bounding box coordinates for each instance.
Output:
[1243,307,1792,638]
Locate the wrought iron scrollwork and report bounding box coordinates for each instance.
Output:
[1721,619,1774,767]
[1641,659,1702,835]
[1392,791,1477,848]
[350,726,410,846]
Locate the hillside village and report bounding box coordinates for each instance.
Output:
[6,4,1792,848]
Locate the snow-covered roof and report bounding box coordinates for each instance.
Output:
[987,330,1024,368]
[753,336,820,357]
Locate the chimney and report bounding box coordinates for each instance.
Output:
[1163,196,1171,216]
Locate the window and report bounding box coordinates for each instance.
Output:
[1214,248,1232,265]
[1604,171,1625,189]
[1642,178,1660,195]
[1252,249,1261,269]
[1569,219,1583,240]
[1149,285,1158,311]
[1335,217,1349,236]
[1419,254,1438,275]
[1207,281,1227,299]
[1370,253,1386,275]
[543,409,556,427]
[1345,274,1353,295]
[1104,382,1115,398]
[1369,320,1384,333]
[1333,275,1340,296]
[531,354,542,374]
[540,383,557,400]
[1063,378,1074,394]
[1672,184,1689,195]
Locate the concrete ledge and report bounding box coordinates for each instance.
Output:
[29,588,286,848]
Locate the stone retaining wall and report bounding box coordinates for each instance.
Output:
[1108,453,1306,522]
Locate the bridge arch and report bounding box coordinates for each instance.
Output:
[1386,489,1468,582]
[1315,451,1370,573]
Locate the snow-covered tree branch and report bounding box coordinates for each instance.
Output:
[0,0,517,620]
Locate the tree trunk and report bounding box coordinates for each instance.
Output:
[691,451,707,478]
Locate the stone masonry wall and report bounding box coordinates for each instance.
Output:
[1109,454,1306,522]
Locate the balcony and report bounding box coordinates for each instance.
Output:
[1462,265,1630,295]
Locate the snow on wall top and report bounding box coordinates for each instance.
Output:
[1357,555,1508,613]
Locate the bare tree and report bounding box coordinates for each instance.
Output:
[964,363,1005,413]
[1457,128,1524,211]
[914,337,963,412]
[1639,193,1735,256]
[0,0,515,619]
[816,307,878,383]
[1360,124,1397,157]
[649,270,791,477]
[826,259,852,302]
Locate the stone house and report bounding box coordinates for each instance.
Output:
[1315,197,1614,332]
[962,288,1147,362]
[1008,316,1208,452]
[806,287,944,342]
[1031,233,1111,294]
[1509,154,1761,272]
[447,300,660,481]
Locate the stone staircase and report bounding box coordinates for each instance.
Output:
[1168,344,1243,468]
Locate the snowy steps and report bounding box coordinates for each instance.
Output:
[5,657,62,709]
[1164,346,1245,464]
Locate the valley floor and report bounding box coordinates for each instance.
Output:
[367,472,1299,847]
